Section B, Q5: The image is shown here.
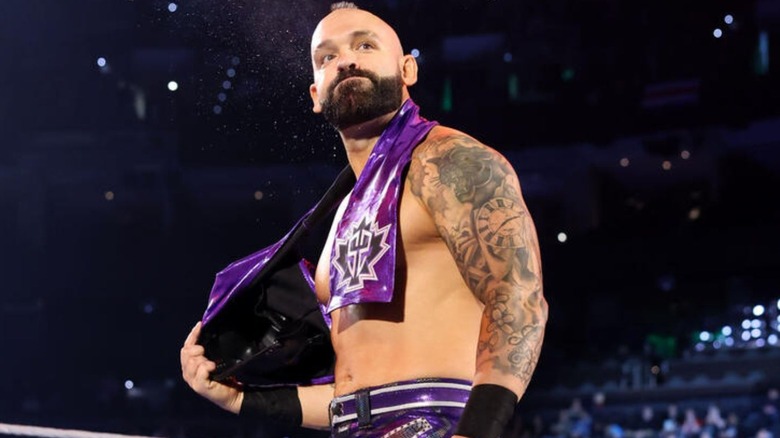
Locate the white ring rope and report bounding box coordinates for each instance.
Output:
[0,423,163,438]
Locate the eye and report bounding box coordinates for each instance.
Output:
[357,41,375,50]
[321,53,336,65]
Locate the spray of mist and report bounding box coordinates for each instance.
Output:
[175,0,344,163]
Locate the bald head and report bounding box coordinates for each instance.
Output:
[310,7,405,69]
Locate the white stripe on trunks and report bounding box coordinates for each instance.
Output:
[332,381,472,403]
[331,400,468,425]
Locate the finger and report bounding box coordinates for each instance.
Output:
[179,344,205,367]
[181,349,208,369]
[180,344,205,359]
[194,360,216,386]
[183,355,209,382]
[183,321,202,347]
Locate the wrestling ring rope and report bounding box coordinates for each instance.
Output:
[0,423,162,438]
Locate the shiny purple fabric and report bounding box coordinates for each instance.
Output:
[202,99,436,325]
[200,213,329,327]
[327,99,437,313]
[330,378,471,438]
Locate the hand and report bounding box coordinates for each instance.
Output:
[180,321,243,414]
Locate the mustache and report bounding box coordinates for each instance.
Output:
[332,69,379,88]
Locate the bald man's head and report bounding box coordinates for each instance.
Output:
[307,4,418,130]
[310,7,405,67]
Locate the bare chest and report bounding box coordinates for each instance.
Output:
[313,182,437,308]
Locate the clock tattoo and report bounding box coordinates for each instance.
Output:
[476,197,524,248]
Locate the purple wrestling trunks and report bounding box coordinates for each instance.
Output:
[329,378,471,438]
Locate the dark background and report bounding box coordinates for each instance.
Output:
[0,0,779,436]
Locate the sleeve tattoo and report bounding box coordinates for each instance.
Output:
[409,133,548,388]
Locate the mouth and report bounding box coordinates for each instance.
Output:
[332,78,368,97]
[337,76,369,87]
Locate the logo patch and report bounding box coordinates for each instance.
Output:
[380,418,434,438]
[332,217,391,293]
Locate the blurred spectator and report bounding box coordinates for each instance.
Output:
[549,397,594,438]
[679,407,702,437]
[604,423,624,438]
[620,355,645,389]
[626,404,663,438]
[587,391,626,438]
[745,387,780,436]
[660,403,681,438]
[531,413,546,438]
[769,388,780,409]
[590,391,614,438]
[769,387,780,432]
[721,411,741,438]
[568,397,594,438]
[550,408,573,438]
[701,403,727,437]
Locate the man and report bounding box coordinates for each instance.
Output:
[180,2,548,437]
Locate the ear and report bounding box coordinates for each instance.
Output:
[400,54,418,87]
[309,83,322,113]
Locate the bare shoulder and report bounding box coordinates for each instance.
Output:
[408,125,522,204]
[415,125,504,160]
[406,126,542,307]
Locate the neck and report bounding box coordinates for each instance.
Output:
[337,110,398,177]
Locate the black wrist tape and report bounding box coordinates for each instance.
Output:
[454,384,518,438]
[238,386,302,426]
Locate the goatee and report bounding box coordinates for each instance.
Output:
[320,69,404,130]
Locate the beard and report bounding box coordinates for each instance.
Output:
[320,69,404,130]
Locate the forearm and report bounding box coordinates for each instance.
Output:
[472,285,547,399]
[238,383,334,430]
[298,383,336,429]
[454,287,546,438]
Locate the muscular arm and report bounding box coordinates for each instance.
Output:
[408,130,548,399]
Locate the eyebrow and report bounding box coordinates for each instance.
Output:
[314,30,381,52]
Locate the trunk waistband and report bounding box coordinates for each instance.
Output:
[329,378,472,427]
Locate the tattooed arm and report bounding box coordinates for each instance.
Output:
[408,128,548,400]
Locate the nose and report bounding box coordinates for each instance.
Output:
[337,52,358,72]
[337,61,358,72]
